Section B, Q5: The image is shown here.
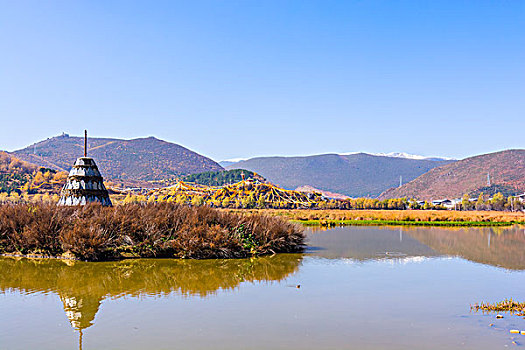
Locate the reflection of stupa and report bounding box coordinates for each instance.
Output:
[60,294,102,350]
[0,255,303,349]
[57,130,112,206]
[60,294,101,331]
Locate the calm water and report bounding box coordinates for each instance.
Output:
[1,225,524,349]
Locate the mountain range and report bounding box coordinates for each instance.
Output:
[225,153,454,197]
[219,152,452,167]
[5,134,523,199]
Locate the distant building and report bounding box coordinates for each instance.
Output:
[431,198,461,209]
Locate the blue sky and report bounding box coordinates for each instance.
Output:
[0,1,523,161]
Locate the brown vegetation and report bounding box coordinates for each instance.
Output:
[0,203,304,261]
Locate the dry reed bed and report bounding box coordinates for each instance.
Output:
[234,209,525,224]
[0,203,304,261]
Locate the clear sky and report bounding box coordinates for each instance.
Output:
[0,1,523,161]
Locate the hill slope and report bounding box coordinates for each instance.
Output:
[0,152,66,195]
[379,149,525,200]
[226,153,453,197]
[13,134,223,186]
[0,152,38,193]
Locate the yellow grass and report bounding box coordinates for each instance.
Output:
[227,209,525,224]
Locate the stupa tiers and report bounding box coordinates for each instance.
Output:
[58,131,112,206]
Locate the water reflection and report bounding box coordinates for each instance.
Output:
[404,226,525,270]
[306,226,439,260]
[0,255,302,348]
[1,225,524,350]
[307,225,525,269]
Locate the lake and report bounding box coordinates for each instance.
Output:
[1,225,524,349]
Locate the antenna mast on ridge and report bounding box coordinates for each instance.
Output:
[84,130,87,157]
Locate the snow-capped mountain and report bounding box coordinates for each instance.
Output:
[340,152,455,161]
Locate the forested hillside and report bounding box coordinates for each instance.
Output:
[182,169,265,186]
[0,152,67,199]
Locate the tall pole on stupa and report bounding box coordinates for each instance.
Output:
[84,130,87,158]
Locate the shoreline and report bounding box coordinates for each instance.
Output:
[230,209,525,227]
[293,219,523,227]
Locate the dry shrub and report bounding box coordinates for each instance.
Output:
[0,204,68,254]
[0,202,304,261]
[60,222,117,261]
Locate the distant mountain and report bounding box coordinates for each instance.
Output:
[225,153,453,197]
[13,134,223,186]
[224,152,452,168]
[295,185,349,200]
[219,159,247,168]
[379,149,525,200]
[340,152,454,162]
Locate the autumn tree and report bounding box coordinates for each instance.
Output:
[489,192,505,211]
[461,194,472,210]
[475,193,486,211]
[191,195,204,206]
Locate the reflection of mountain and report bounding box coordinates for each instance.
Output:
[306,226,525,270]
[0,255,301,335]
[306,226,439,260]
[403,226,525,270]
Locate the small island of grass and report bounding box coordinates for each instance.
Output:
[0,203,304,261]
[471,299,525,316]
